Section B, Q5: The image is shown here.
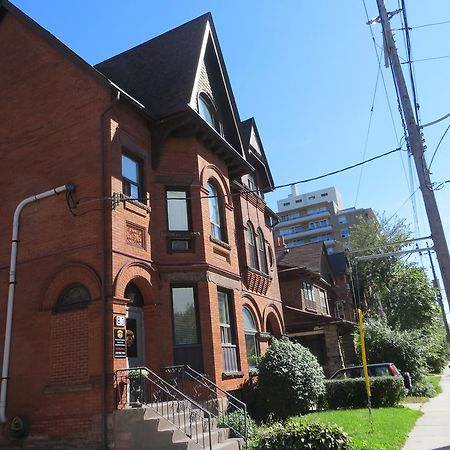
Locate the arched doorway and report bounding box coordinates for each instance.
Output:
[124,282,145,368]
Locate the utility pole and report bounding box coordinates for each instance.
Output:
[375,0,450,313]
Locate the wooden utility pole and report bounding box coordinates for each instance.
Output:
[375,0,450,313]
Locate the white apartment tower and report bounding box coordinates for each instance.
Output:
[275,185,375,253]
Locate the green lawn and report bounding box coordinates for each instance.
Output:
[302,407,422,450]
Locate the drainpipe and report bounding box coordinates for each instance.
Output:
[0,183,75,423]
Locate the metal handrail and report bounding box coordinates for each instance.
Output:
[161,365,247,443]
[115,367,213,450]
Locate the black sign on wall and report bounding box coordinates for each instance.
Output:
[114,328,126,359]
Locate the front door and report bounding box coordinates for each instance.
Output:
[126,306,145,368]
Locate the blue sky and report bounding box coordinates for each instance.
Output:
[10,0,450,301]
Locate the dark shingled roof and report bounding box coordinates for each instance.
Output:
[276,242,326,275]
[95,13,211,117]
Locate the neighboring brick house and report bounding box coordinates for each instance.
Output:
[276,242,357,377]
[0,2,283,448]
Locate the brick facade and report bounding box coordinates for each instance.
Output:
[0,5,283,448]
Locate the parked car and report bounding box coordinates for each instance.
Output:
[330,363,412,389]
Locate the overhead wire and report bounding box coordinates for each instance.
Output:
[428,122,450,169]
[69,146,403,213]
[354,53,382,207]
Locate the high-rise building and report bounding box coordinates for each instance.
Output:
[275,185,375,253]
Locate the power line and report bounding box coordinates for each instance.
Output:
[402,55,450,63]
[400,19,450,30]
[71,146,403,210]
[354,55,382,207]
[428,122,450,169]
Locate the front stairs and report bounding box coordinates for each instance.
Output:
[113,367,247,450]
[112,403,243,450]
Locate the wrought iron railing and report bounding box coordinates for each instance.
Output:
[161,364,248,443]
[115,367,214,450]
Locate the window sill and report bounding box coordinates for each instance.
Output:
[222,371,244,380]
[162,231,200,238]
[210,236,231,250]
[123,196,151,216]
[305,307,318,314]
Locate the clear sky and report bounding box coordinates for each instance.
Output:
[9,0,450,305]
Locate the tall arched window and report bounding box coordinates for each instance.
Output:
[247,222,259,270]
[198,93,221,133]
[256,228,268,274]
[243,306,260,370]
[124,282,144,307]
[208,181,226,243]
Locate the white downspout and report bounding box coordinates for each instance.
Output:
[0,183,75,423]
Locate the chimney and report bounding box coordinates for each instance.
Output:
[289,184,298,197]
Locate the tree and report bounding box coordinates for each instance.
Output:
[346,214,439,332]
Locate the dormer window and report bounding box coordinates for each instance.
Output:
[198,93,221,133]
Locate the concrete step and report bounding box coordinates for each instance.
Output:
[211,438,244,450]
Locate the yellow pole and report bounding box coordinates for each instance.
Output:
[358,308,371,400]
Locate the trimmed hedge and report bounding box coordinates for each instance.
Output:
[250,419,352,450]
[323,376,405,409]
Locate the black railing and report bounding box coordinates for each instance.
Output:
[161,364,248,443]
[115,367,213,450]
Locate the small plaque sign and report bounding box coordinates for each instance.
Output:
[114,328,126,359]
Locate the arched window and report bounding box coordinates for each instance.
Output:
[55,283,90,312]
[256,228,268,274]
[124,282,144,307]
[247,222,259,270]
[198,94,221,133]
[243,306,260,370]
[208,181,226,243]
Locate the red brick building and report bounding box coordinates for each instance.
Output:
[276,242,357,377]
[0,2,283,448]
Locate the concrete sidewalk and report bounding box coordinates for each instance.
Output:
[403,366,450,450]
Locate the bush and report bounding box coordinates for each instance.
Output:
[358,319,427,383]
[256,338,325,419]
[423,323,450,374]
[250,419,352,450]
[409,379,436,398]
[217,410,256,440]
[323,376,405,409]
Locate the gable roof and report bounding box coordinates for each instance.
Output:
[95,14,210,117]
[240,117,275,190]
[276,242,325,273]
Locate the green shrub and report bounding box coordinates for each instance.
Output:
[250,419,352,450]
[423,323,450,374]
[256,338,325,419]
[358,319,427,383]
[217,410,256,440]
[409,379,436,397]
[324,376,405,409]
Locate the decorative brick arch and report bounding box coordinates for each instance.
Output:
[41,262,101,311]
[114,261,153,303]
[241,294,263,331]
[199,164,232,207]
[263,305,284,337]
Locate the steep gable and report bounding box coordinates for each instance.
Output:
[241,118,275,191]
[96,14,209,117]
[96,13,250,176]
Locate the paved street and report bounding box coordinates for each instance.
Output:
[403,366,450,450]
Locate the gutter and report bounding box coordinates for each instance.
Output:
[0,183,75,423]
